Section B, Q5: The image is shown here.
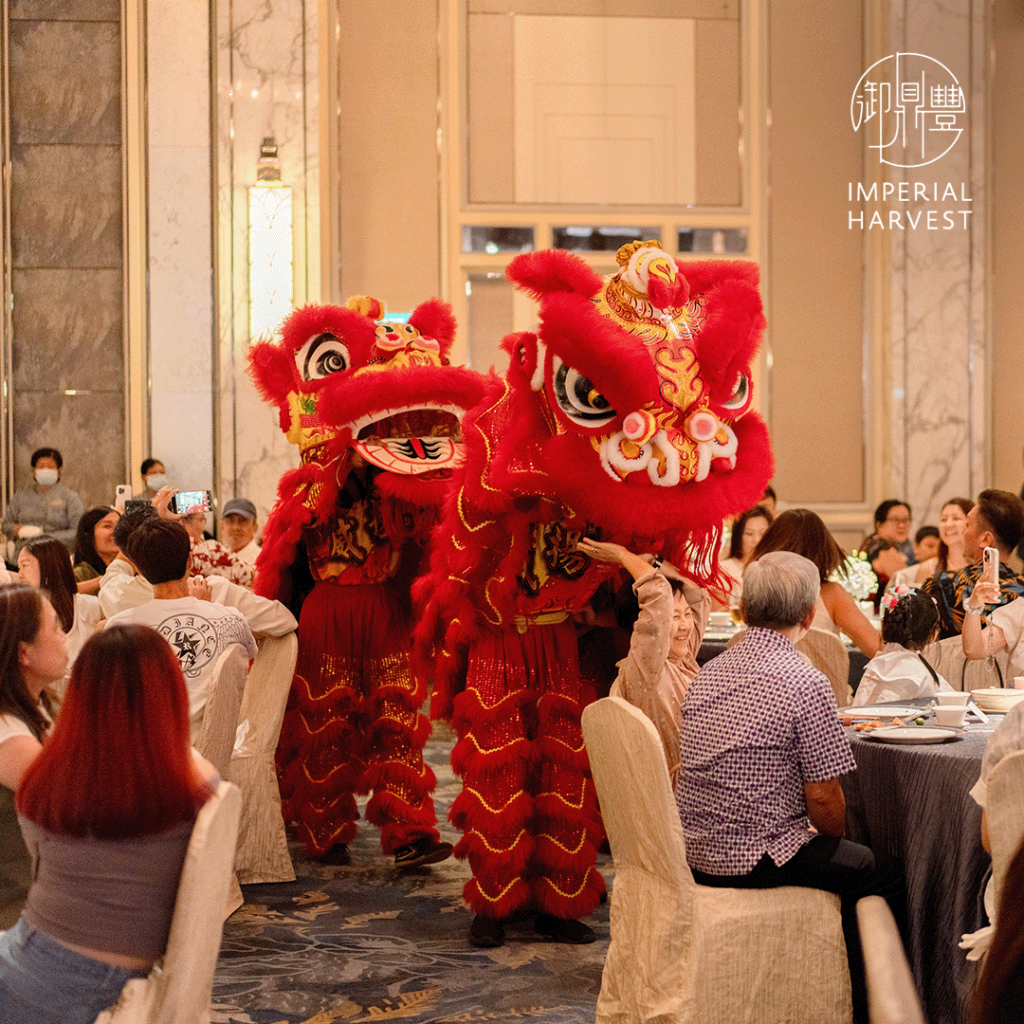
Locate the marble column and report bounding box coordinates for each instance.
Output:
[884,0,987,524]
[146,0,216,500]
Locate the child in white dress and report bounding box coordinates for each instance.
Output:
[853,585,953,705]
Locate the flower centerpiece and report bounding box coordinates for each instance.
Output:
[830,549,878,602]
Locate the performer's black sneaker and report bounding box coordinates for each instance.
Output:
[469,914,505,947]
[394,836,454,870]
[534,914,596,944]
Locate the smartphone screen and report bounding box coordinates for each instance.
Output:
[171,490,211,514]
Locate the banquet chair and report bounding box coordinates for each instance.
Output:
[582,697,852,1024]
[919,635,1009,692]
[227,631,297,884]
[796,628,852,707]
[93,780,242,1024]
[855,896,926,1024]
[986,748,1024,908]
[196,643,249,780]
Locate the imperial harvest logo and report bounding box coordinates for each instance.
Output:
[847,52,971,231]
[851,52,965,168]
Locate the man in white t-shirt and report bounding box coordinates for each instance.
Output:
[100,500,295,637]
[105,518,257,741]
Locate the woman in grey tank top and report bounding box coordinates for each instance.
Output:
[0,624,217,1024]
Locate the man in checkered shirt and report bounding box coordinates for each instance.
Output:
[675,551,901,1024]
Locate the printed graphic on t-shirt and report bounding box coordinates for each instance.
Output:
[154,612,250,677]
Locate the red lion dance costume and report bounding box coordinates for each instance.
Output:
[416,241,773,943]
[249,297,485,866]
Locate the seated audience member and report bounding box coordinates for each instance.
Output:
[72,506,121,595]
[961,562,1024,685]
[922,489,1024,639]
[104,518,257,741]
[182,510,254,589]
[760,484,778,516]
[861,500,915,603]
[98,500,158,617]
[220,498,261,566]
[892,497,973,589]
[99,501,295,636]
[748,508,880,657]
[3,447,84,559]
[853,586,951,705]
[959,698,1024,963]
[912,525,940,564]
[131,457,167,501]
[0,585,68,790]
[576,538,709,785]
[675,551,901,1024]
[718,504,772,607]
[0,625,218,1024]
[18,536,103,678]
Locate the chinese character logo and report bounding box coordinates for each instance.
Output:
[851,53,964,168]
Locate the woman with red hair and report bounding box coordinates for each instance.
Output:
[0,625,217,1024]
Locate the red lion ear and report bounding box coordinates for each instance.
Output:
[248,340,297,418]
[648,259,691,310]
[507,250,603,301]
[683,260,766,393]
[408,299,457,354]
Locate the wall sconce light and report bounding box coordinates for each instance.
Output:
[248,137,293,341]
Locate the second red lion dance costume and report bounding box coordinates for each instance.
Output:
[417,242,773,944]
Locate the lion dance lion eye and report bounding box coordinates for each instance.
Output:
[297,334,350,381]
[720,372,750,413]
[552,358,617,428]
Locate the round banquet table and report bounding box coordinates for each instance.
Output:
[841,700,995,1024]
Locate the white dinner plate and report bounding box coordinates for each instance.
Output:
[864,727,960,744]
[837,705,920,719]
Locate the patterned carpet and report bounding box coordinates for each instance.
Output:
[211,727,613,1023]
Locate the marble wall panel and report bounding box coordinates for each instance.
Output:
[11,391,124,510]
[8,20,120,145]
[11,269,123,391]
[214,0,318,522]
[9,144,122,269]
[9,0,118,20]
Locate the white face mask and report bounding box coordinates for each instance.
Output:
[34,468,58,486]
[146,473,167,490]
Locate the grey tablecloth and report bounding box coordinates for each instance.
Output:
[842,703,993,1024]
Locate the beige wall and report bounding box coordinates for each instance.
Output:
[334,0,441,309]
[765,0,867,509]
[991,0,1024,496]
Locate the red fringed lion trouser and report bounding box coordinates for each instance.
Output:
[450,620,606,921]
[276,580,440,856]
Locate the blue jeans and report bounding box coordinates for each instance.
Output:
[0,917,147,1024]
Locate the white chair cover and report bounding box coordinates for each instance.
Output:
[582,696,852,1024]
[94,780,242,1024]
[919,635,1009,693]
[228,632,297,884]
[856,895,926,1024]
[196,644,249,780]
[797,627,852,707]
[986,748,1024,909]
